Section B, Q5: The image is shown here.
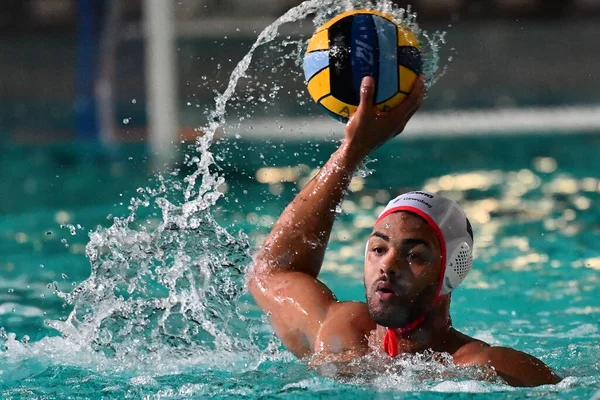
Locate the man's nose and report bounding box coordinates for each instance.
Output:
[379,251,405,277]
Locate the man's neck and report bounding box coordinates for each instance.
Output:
[376,297,454,354]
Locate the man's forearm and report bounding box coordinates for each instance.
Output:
[255,141,366,278]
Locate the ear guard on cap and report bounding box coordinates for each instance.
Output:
[440,242,473,296]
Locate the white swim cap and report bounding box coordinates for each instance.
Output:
[375,191,474,298]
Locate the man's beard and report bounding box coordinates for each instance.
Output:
[365,284,437,328]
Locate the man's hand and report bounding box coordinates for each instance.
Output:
[345,75,425,156]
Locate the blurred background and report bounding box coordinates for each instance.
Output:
[1,0,600,147]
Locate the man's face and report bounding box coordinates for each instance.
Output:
[364,211,443,328]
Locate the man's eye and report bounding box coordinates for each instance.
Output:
[372,247,385,254]
[407,252,421,260]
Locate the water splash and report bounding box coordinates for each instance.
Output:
[311,350,504,387]
[219,0,446,140]
[0,0,447,377]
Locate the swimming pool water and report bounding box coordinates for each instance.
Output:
[0,134,599,399]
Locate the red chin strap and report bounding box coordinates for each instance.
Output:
[382,292,449,357]
[382,315,425,357]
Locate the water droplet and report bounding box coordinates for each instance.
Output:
[132,98,137,104]
[123,118,130,125]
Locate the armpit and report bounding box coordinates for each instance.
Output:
[312,302,374,355]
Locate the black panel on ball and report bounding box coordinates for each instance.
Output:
[328,16,358,106]
[397,46,423,75]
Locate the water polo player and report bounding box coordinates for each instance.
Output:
[248,76,561,387]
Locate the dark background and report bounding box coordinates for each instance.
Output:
[1,0,599,143]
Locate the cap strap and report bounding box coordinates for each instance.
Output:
[382,315,426,357]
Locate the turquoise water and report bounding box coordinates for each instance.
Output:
[1,0,599,397]
[1,134,599,398]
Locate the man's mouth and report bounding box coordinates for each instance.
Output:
[376,282,398,301]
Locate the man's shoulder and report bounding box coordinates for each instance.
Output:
[329,300,369,314]
[450,333,490,360]
[453,340,524,364]
[325,301,374,330]
[314,301,376,353]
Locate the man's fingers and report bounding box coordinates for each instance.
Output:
[351,75,424,139]
[357,76,376,114]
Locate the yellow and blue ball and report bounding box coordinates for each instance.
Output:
[303,9,422,123]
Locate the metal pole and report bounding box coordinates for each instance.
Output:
[143,0,178,169]
[75,0,100,140]
[96,0,120,145]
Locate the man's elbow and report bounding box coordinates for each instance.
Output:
[246,261,280,304]
[246,263,265,299]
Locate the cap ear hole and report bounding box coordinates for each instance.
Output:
[454,244,472,281]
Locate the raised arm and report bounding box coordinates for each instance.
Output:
[248,76,425,357]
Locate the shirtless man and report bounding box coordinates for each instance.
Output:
[248,76,561,387]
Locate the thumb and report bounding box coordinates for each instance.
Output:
[358,76,375,112]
